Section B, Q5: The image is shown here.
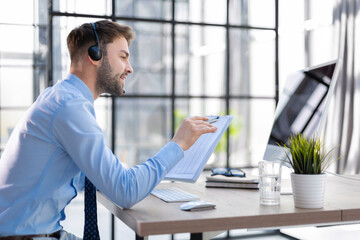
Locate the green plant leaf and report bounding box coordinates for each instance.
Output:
[279,133,340,174]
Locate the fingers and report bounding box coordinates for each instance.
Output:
[194,124,218,134]
[192,120,214,128]
[188,116,209,121]
[184,116,218,126]
[171,117,218,150]
[181,116,217,133]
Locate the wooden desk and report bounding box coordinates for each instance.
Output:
[97,176,360,239]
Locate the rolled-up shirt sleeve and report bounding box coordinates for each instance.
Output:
[51,98,184,209]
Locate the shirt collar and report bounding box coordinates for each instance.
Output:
[63,73,94,104]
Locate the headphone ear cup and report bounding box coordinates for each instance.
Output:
[88,45,102,61]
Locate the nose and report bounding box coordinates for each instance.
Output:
[126,61,133,74]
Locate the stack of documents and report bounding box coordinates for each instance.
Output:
[165,115,233,182]
[205,175,259,189]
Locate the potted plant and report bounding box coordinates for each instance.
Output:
[281,133,339,209]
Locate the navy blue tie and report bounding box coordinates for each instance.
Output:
[83,177,100,240]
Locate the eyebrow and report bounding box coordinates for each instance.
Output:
[120,50,129,57]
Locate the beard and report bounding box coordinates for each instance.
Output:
[95,56,124,96]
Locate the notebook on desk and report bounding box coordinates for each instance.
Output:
[205,175,259,189]
[165,115,233,182]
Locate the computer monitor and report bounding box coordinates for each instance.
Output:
[263,59,342,163]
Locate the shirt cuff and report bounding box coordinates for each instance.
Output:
[154,141,184,171]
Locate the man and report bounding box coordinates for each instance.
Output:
[0,20,217,238]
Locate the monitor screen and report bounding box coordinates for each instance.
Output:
[263,60,341,163]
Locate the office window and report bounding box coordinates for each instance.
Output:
[0,67,33,106]
[229,99,275,167]
[229,0,276,28]
[123,21,173,95]
[278,0,338,92]
[175,25,226,96]
[229,29,276,97]
[114,98,172,167]
[53,0,112,15]
[175,0,227,24]
[0,0,47,154]
[305,0,338,65]
[116,0,172,20]
[0,1,34,25]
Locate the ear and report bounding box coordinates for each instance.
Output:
[87,54,102,66]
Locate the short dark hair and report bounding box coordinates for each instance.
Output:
[67,20,135,62]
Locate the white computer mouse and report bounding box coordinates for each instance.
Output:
[180,200,216,211]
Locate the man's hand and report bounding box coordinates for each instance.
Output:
[171,116,217,151]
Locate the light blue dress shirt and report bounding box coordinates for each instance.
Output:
[0,74,184,236]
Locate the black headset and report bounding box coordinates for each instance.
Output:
[88,22,102,61]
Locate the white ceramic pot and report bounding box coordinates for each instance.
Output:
[291,173,326,209]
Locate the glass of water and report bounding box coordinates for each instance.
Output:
[258,161,282,206]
